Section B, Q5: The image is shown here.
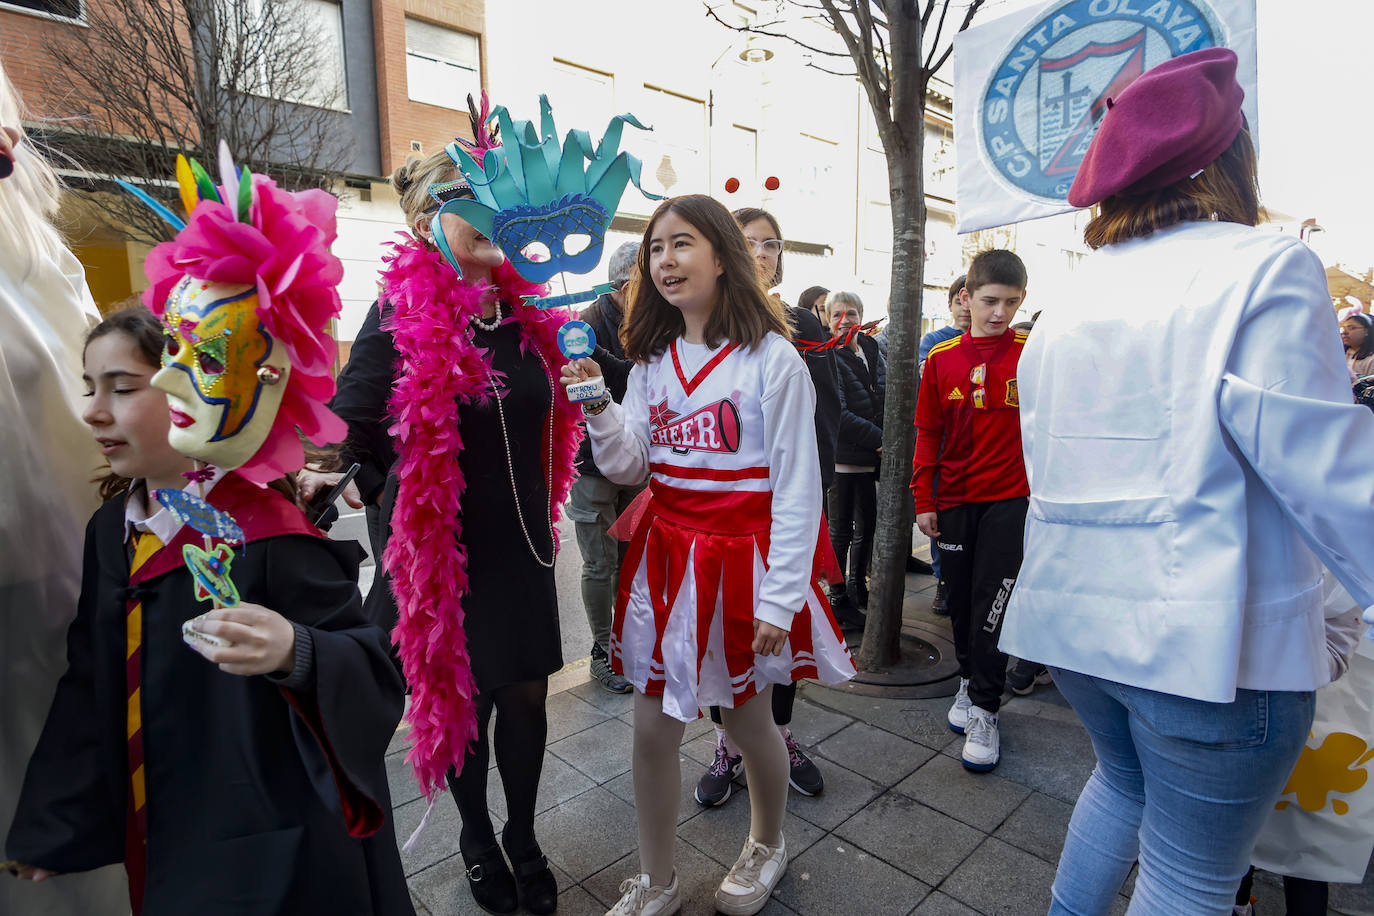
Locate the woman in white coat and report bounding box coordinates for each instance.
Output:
[999,49,1374,915]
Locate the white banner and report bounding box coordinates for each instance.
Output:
[954,0,1258,233]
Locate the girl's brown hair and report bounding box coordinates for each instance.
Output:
[621,195,790,362]
[731,206,783,287]
[85,305,164,500]
[1082,126,1262,250]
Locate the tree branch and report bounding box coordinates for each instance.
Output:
[703,4,853,57]
[927,0,984,76]
[924,0,952,70]
[806,60,861,77]
[42,0,349,243]
[819,0,893,135]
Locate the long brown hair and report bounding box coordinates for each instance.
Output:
[1083,126,1262,250]
[86,305,165,501]
[621,195,790,362]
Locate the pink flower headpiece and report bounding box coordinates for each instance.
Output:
[139,145,347,484]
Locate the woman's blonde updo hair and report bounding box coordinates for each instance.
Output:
[390,149,463,234]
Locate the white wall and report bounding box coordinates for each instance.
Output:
[332,183,409,341]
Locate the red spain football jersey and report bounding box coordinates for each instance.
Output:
[911,329,1029,513]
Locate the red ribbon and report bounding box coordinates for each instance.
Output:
[792,319,885,354]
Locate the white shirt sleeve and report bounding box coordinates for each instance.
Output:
[756,337,822,630]
[585,361,650,486]
[1217,239,1374,622]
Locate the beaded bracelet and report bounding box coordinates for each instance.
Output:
[583,395,612,417]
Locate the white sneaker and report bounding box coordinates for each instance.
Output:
[962,706,1000,771]
[947,677,972,734]
[715,834,787,915]
[605,871,680,916]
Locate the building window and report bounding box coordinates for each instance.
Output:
[235,0,348,111]
[295,0,348,110]
[406,18,480,111]
[0,0,82,20]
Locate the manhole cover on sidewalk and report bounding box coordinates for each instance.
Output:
[818,621,961,699]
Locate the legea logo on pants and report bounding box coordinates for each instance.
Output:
[936,541,964,552]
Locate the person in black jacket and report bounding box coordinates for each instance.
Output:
[568,241,641,694]
[826,290,885,627]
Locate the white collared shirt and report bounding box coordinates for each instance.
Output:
[123,466,230,547]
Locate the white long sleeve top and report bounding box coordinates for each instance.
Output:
[585,332,821,630]
[1001,221,1374,702]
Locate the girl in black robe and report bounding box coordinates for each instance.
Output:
[6,308,413,916]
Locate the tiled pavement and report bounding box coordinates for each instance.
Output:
[390,577,1374,916]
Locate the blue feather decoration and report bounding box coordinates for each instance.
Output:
[114,179,187,232]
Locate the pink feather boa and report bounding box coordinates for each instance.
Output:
[379,237,583,801]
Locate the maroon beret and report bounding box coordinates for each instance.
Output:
[1068,47,1245,208]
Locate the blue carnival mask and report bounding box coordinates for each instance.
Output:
[439,95,660,305]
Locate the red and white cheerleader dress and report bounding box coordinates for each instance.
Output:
[586,333,855,722]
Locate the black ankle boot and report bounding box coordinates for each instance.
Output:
[461,841,517,915]
[502,825,558,915]
[829,589,866,631]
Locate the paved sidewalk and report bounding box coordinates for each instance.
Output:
[390,574,1374,916]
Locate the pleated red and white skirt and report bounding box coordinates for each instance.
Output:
[609,480,856,722]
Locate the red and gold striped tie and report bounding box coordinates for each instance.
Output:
[125,529,162,913]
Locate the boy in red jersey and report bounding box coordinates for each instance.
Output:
[911,249,1029,772]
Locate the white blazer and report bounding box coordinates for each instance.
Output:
[1000,221,1374,702]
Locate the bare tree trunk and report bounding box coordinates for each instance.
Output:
[856,2,927,672]
[705,0,978,672]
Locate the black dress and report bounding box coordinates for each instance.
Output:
[335,305,563,692]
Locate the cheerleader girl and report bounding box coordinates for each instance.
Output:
[562,195,854,916]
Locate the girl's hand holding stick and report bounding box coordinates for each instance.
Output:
[182,603,297,676]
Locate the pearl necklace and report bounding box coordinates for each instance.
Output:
[471,300,503,332]
[481,337,556,568]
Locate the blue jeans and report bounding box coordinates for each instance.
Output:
[1048,668,1315,916]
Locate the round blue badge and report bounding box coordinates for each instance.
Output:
[979,0,1223,204]
[558,320,598,360]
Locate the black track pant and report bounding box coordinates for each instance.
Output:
[936,497,1027,713]
[828,471,877,604]
[708,681,796,727]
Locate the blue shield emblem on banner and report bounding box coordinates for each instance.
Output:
[980,0,1224,204]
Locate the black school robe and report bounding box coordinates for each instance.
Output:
[5,474,414,916]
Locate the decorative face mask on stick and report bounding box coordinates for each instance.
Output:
[129,144,348,485]
[441,95,661,308]
[154,276,291,470]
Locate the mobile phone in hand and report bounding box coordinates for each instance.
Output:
[306,462,361,528]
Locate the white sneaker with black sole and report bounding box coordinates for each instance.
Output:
[961,706,1000,771]
[947,677,972,733]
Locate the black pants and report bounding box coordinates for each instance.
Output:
[1235,866,1327,914]
[937,497,1027,713]
[827,471,876,605]
[708,681,796,727]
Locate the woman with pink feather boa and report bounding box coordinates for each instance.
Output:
[303,132,581,915]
